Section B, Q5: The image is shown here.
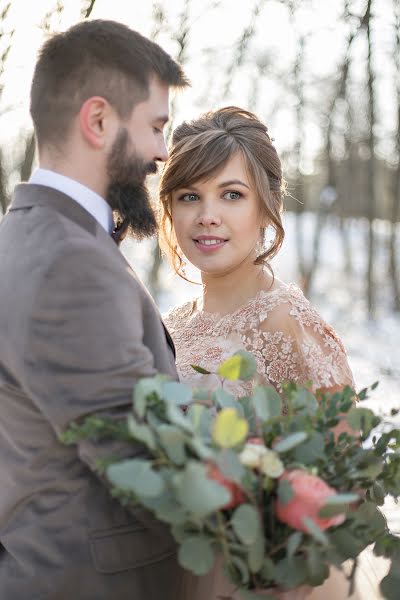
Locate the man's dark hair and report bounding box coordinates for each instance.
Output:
[30,19,189,147]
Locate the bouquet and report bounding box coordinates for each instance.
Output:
[62,351,400,599]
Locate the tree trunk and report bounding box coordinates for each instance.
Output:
[365,0,376,318]
[389,0,400,312]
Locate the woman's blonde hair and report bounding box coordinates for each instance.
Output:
[158,106,285,279]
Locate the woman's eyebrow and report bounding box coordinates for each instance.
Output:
[217,179,250,189]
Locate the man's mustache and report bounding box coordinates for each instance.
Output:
[146,161,158,175]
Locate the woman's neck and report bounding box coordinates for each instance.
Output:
[199,263,273,315]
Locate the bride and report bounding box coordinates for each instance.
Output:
[158,106,388,599]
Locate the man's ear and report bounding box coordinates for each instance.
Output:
[79,96,113,149]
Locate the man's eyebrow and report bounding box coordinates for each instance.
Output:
[218,179,250,189]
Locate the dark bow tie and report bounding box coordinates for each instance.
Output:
[111,219,129,245]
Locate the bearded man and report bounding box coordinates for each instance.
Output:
[0,19,189,600]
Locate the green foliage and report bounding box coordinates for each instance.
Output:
[232,504,261,545]
[178,536,215,575]
[62,352,400,599]
[217,350,257,381]
[175,461,231,516]
[107,459,164,497]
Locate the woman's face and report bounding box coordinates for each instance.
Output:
[171,152,264,277]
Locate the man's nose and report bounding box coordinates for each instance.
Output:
[154,138,168,162]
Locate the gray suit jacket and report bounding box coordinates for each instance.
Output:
[0,184,185,599]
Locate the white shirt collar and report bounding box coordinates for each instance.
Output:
[29,168,114,234]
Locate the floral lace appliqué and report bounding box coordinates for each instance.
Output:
[163,283,354,397]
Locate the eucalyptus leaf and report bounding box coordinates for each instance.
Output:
[274,556,307,587]
[127,414,156,450]
[166,402,193,432]
[346,407,378,436]
[380,567,400,600]
[287,531,303,559]
[232,504,260,545]
[178,536,215,575]
[306,543,329,585]
[133,376,163,416]
[192,387,211,401]
[248,532,265,573]
[216,448,245,484]
[292,388,318,414]
[234,350,257,380]
[158,424,187,465]
[140,489,188,524]
[107,459,164,498]
[323,493,359,504]
[277,478,294,506]
[217,350,257,381]
[175,461,231,517]
[274,431,308,453]
[212,408,248,448]
[217,355,242,381]
[191,364,212,375]
[330,529,367,559]
[294,432,325,464]
[252,386,282,421]
[162,381,193,406]
[187,404,213,438]
[229,554,250,585]
[260,556,275,581]
[302,517,330,546]
[213,388,243,414]
[187,437,215,460]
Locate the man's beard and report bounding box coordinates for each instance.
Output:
[106,127,158,240]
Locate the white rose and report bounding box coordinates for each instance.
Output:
[239,442,269,469]
[260,449,284,478]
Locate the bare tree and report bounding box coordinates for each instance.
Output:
[364,0,376,318]
[16,1,98,188]
[80,0,97,20]
[147,0,193,299]
[389,0,400,311]
[222,0,267,100]
[0,1,13,213]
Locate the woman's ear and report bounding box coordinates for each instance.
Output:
[79,96,112,149]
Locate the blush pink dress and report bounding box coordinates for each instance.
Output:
[164,282,389,600]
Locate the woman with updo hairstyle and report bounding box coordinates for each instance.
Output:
[159,107,383,600]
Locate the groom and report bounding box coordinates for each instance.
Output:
[0,19,189,600]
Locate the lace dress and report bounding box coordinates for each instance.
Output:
[164,282,388,600]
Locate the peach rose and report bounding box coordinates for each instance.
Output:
[275,469,345,532]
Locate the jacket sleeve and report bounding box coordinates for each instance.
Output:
[21,240,159,433]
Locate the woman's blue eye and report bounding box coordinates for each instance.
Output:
[224,191,241,200]
[180,193,199,202]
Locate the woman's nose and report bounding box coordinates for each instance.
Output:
[196,209,222,227]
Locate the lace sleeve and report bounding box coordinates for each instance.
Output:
[250,292,355,394]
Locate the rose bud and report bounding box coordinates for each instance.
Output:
[207,463,246,510]
[276,469,346,533]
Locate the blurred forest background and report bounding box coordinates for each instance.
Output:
[0,0,399,314]
[0,0,398,528]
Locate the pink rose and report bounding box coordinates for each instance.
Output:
[275,469,345,532]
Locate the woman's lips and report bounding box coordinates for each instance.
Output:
[193,237,228,253]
